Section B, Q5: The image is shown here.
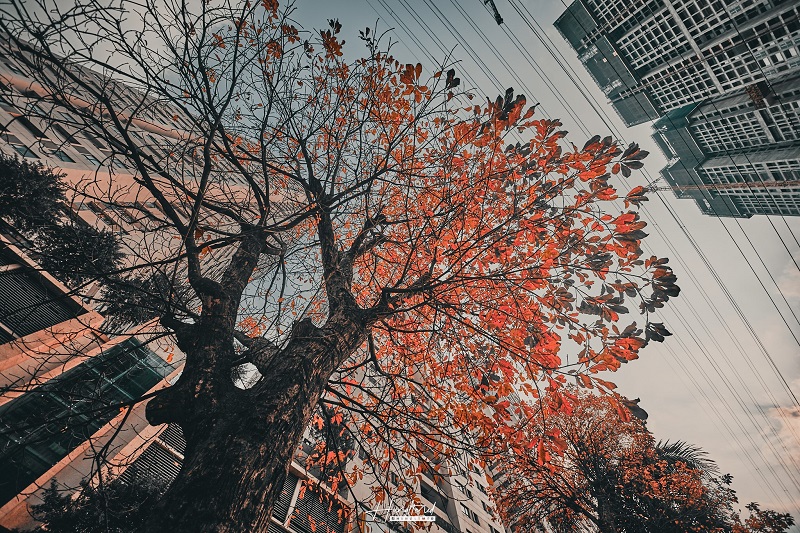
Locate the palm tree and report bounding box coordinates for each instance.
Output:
[655,440,720,477]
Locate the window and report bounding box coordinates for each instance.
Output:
[3,61,22,75]
[51,123,77,143]
[420,481,448,511]
[108,204,136,225]
[288,479,347,533]
[0,96,16,113]
[460,503,480,524]
[11,143,36,158]
[0,338,175,506]
[13,115,46,139]
[82,133,109,152]
[71,143,92,155]
[53,150,74,163]
[133,201,160,221]
[1,126,36,159]
[434,516,458,533]
[0,248,85,341]
[118,437,182,488]
[85,202,127,234]
[84,154,101,166]
[272,473,299,522]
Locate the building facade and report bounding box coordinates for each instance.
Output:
[116,420,505,533]
[555,0,800,217]
[653,72,800,216]
[0,225,183,527]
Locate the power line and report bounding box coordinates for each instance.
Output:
[536,0,797,490]
[444,0,594,137]
[365,0,800,504]
[541,0,800,406]
[490,0,800,498]
[492,4,800,466]
[506,0,800,493]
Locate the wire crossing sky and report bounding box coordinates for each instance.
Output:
[294,0,800,520]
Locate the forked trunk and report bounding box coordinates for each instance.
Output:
[138,335,343,532]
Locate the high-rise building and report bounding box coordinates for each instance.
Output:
[0,225,182,527]
[555,0,800,126]
[653,72,800,216]
[0,38,506,533]
[0,322,180,528]
[115,420,506,533]
[555,0,800,217]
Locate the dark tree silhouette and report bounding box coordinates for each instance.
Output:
[28,478,165,533]
[496,392,793,533]
[0,153,123,285]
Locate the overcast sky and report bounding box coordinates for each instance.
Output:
[292,0,800,521]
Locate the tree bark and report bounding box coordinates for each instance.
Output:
[138,314,366,532]
[596,492,618,533]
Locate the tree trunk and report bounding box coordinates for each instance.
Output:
[139,413,299,532]
[596,493,618,533]
[137,316,360,532]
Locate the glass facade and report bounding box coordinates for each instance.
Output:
[0,338,174,506]
[557,0,800,217]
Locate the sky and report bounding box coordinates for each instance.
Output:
[292,0,800,521]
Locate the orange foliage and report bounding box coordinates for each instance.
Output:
[93,2,678,519]
[0,0,693,528]
[240,14,683,509]
[495,393,743,532]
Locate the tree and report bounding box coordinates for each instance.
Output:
[734,503,795,533]
[0,153,122,286]
[654,439,720,476]
[495,392,792,533]
[0,154,64,231]
[0,1,679,530]
[28,478,165,533]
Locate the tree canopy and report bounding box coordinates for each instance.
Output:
[495,392,794,533]
[0,0,680,530]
